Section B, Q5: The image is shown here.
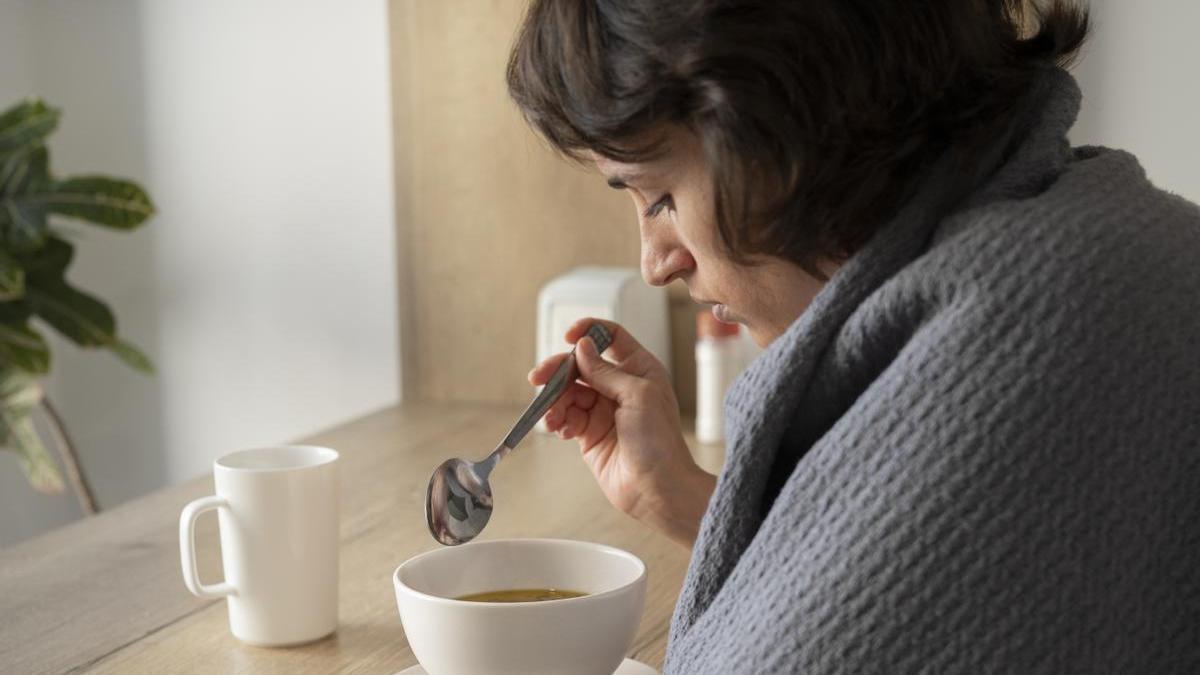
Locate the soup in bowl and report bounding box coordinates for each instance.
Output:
[394,538,646,675]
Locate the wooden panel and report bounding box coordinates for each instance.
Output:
[389,0,701,409]
[0,403,722,673]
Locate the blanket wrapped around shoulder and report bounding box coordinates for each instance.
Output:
[664,69,1200,674]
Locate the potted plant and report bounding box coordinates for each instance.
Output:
[0,98,154,513]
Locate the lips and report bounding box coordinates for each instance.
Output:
[691,294,737,324]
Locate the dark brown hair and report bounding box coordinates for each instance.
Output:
[507,0,1089,273]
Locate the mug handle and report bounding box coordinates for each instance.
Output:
[179,495,237,599]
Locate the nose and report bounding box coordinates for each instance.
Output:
[641,234,696,286]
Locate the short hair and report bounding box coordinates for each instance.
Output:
[506,0,1089,274]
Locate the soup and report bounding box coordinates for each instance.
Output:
[455,588,588,603]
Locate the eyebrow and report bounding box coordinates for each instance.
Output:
[605,171,647,190]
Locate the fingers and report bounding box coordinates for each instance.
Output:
[533,319,664,389]
[573,384,598,409]
[563,318,645,363]
[576,333,643,403]
[564,317,666,380]
[561,406,588,439]
[544,392,591,439]
[543,382,598,432]
[579,393,616,446]
[549,390,616,449]
[527,352,569,386]
[531,317,657,430]
[544,405,565,433]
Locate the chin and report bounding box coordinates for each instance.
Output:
[735,317,777,349]
[746,327,772,349]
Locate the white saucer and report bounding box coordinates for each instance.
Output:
[396,658,658,675]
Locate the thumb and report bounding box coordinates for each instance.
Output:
[576,336,640,403]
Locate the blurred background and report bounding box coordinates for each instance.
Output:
[0,0,1196,548]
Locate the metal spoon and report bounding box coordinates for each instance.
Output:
[425,323,613,546]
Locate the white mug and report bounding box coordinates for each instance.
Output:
[179,445,340,646]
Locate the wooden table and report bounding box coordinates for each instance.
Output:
[0,403,724,674]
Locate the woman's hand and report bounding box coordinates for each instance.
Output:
[529,318,716,547]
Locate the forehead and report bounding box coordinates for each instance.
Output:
[589,129,696,185]
[590,152,647,180]
[592,158,653,189]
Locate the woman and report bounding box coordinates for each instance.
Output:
[512,1,1200,672]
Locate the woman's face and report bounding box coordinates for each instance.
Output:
[593,126,832,347]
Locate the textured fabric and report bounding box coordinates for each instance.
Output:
[664,69,1200,674]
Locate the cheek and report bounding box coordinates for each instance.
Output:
[673,199,725,267]
[720,271,758,310]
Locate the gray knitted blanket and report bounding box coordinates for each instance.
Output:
[664,69,1200,674]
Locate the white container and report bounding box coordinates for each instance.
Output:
[394,538,646,675]
[179,445,340,646]
[695,312,742,444]
[537,267,671,374]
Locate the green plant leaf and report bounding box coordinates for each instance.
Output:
[0,368,61,494]
[40,177,155,230]
[18,237,152,374]
[0,194,48,253]
[19,232,72,274]
[0,323,49,374]
[21,237,115,346]
[109,338,154,374]
[0,100,60,155]
[0,366,42,410]
[0,250,24,300]
[0,143,50,196]
[0,144,52,252]
[27,275,116,347]
[0,300,31,323]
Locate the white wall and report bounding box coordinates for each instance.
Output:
[0,0,399,547]
[1071,0,1200,201]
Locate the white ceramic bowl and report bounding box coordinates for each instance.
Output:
[394,538,647,675]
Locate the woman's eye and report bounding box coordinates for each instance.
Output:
[643,195,674,219]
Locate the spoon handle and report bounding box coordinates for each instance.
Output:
[501,323,613,451]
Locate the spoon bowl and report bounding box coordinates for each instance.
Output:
[426,457,494,546]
